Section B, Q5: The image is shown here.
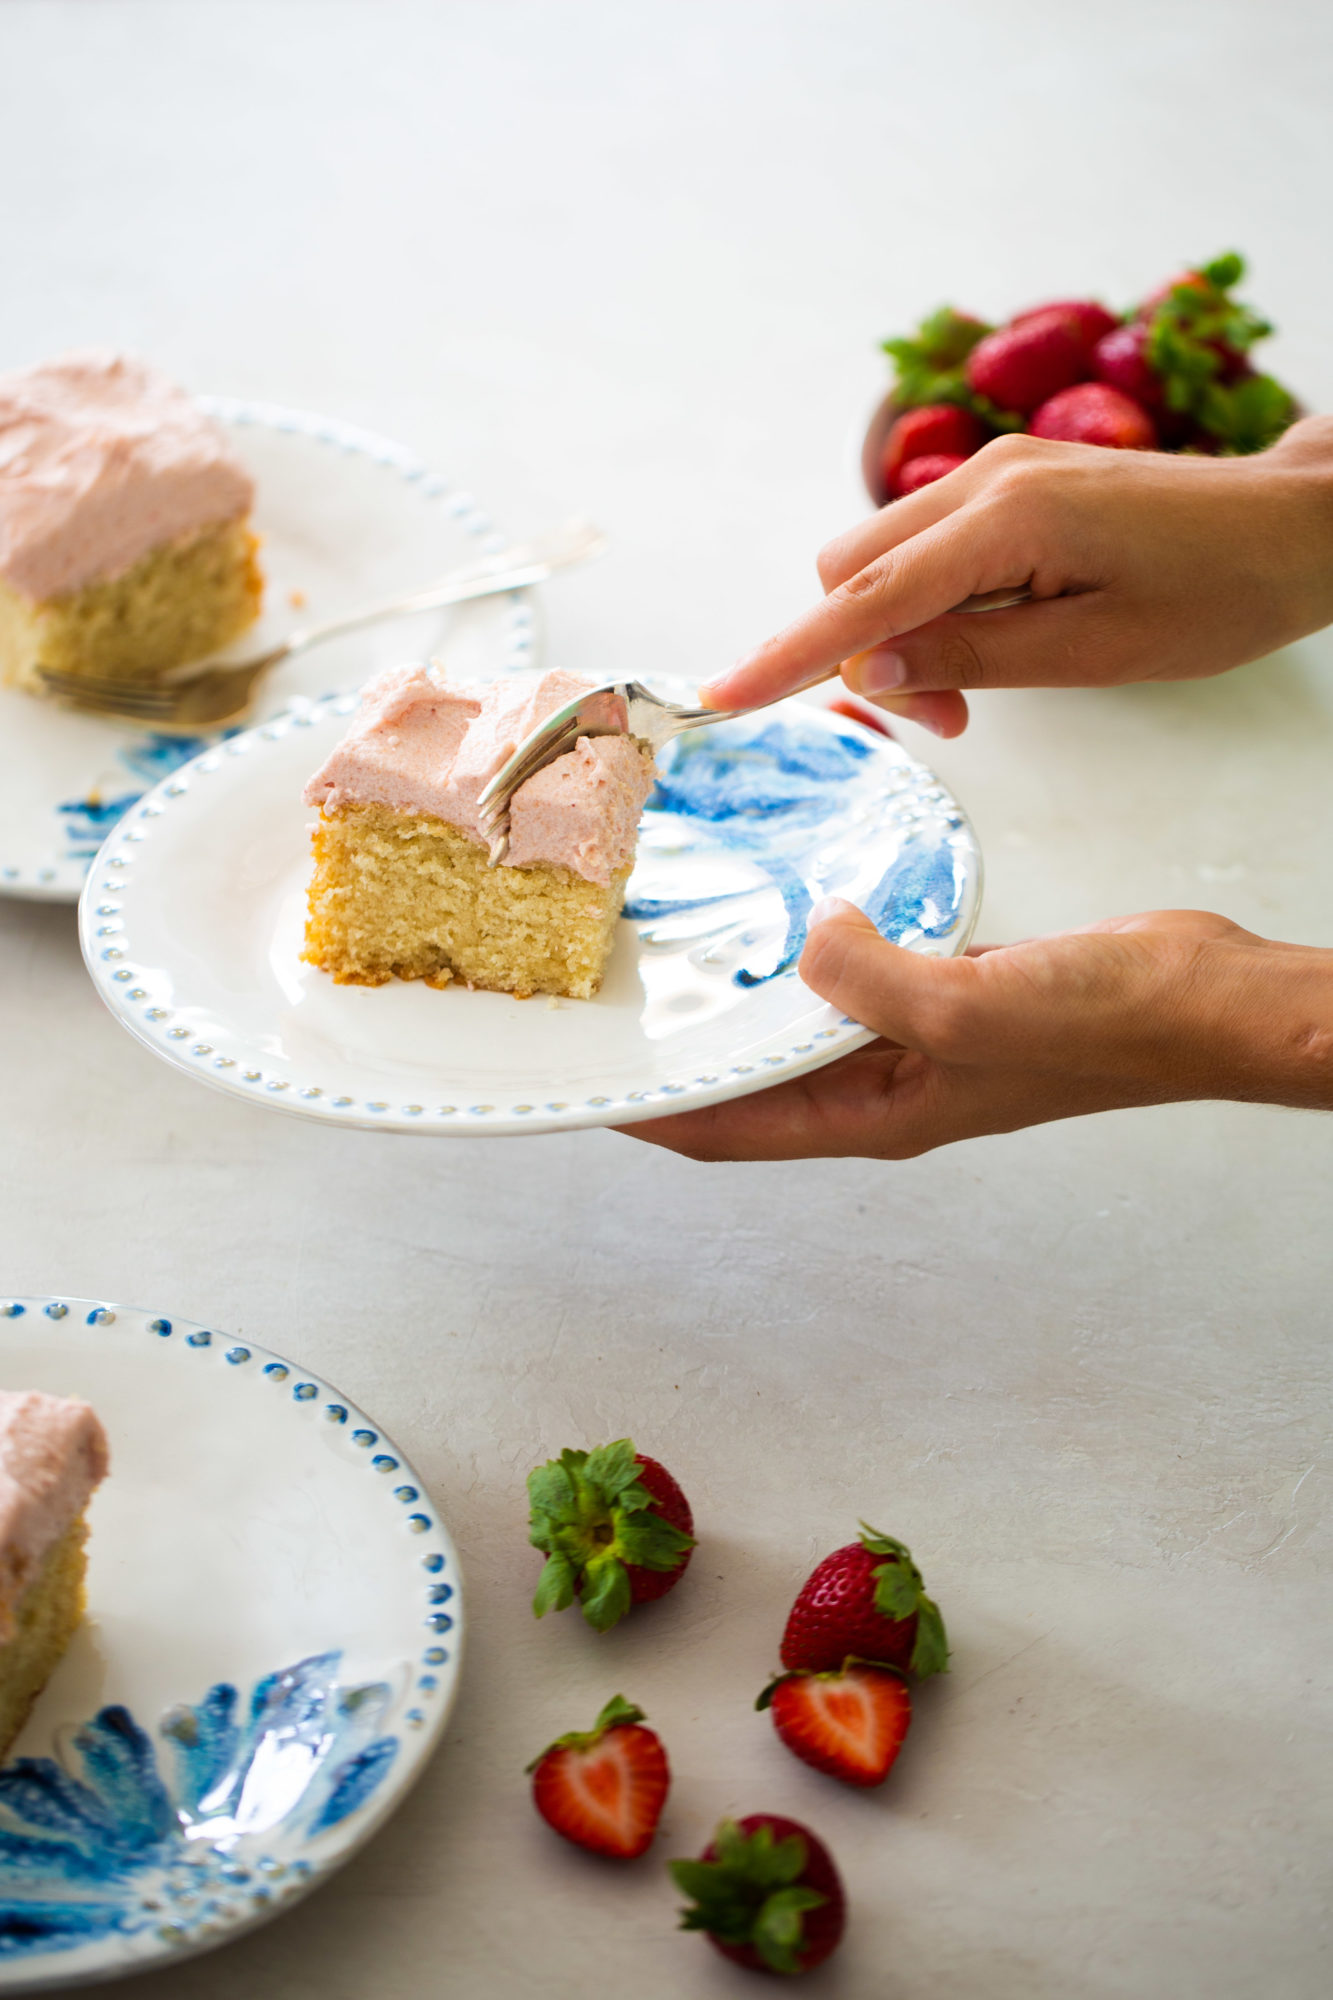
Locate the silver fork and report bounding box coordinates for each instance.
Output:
[475,582,1033,862]
[32,518,608,730]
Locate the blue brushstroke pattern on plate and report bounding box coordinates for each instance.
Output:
[58,734,238,862]
[628,714,972,985]
[0,1652,397,1958]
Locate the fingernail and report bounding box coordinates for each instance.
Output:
[809,894,859,926]
[857,651,909,696]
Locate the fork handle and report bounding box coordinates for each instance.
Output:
[273,556,574,664]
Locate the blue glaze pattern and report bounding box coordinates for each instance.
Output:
[0,1654,398,1960]
[628,714,972,986]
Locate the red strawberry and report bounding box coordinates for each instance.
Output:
[895,451,967,494]
[528,1440,695,1632]
[965,307,1089,415]
[1029,382,1157,449]
[828,697,894,738]
[671,1814,845,1975]
[1012,298,1119,352]
[1092,321,1166,411]
[880,403,985,496]
[781,1524,948,1678]
[529,1695,669,1859]
[758,1661,911,1787]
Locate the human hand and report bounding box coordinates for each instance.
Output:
[623,900,1333,1161]
[701,416,1333,737]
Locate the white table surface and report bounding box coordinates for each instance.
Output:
[2,3,1331,1995]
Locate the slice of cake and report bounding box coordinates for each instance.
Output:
[302,663,655,1000]
[0,1390,109,1759]
[0,350,263,694]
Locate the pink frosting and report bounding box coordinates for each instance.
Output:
[0,350,254,600]
[304,664,655,886]
[0,1390,109,1645]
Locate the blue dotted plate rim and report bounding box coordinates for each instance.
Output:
[0,397,536,904]
[77,694,982,1138]
[0,1295,464,1872]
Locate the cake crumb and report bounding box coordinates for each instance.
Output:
[288,587,307,609]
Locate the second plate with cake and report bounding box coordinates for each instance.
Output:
[77,674,983,1137]
[0,394,535,903]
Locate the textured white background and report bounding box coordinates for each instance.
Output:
[1,3,1331,1995]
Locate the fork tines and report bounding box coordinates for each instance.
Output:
[35,668,176,719]
[476,719,582,837]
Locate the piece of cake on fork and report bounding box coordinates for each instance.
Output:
[0,350,263,696]
[302,663,655,1000]
[0,1390,109,1760]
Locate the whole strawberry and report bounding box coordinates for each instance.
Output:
[671,1815,845,1975]
[1013,298,1119,352]
[529,1694,670,1859]
[896,451,967,494]
[758,1660,911,1788]
[1093,321,1166,411]
[880,403,985,496]
[1029,382,1157,449]
[528,1439,695,1632]
[965,307,1089,415]
[781,1524,947,1677]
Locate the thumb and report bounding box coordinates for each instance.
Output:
[800,899,975,1053]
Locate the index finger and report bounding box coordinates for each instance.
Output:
[702,509,997,710]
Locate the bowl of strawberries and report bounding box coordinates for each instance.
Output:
[863,252,1301,506]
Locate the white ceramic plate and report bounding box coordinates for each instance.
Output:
[0,1295,463,1990]
[0,400,535,903]
[77,686,982,1138]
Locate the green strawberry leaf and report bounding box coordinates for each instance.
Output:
[1196,372,1296,454]
[525,1691,647,1769]
[859,1523,950,1677]
[670,1821,820,1960]
[532,1552,577,1619]
[968,394,1025,433]
[882,305,992,412]
[583,1437,644,1501]
[1201,250,1244,290]
[589,1692,644,1732]
[526,1457,576,1524]
[615,1507,694,1572]
[910,1593,950,1678]
[671,1858,735,1916]
[578,1551,633,1633]
[753,1886,829,1976]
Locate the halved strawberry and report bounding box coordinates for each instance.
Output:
[758,1660,911,1787]
[528,1440,695,1632]
[528,1694,670,1859]
[671,1814,845,1975]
